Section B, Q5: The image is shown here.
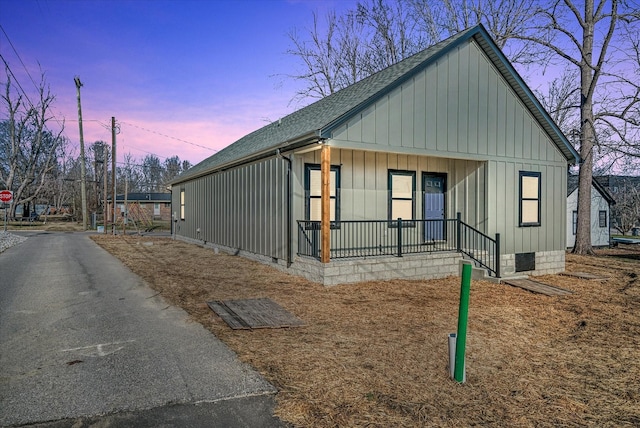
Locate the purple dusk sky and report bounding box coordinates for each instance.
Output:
[0,0,356,165]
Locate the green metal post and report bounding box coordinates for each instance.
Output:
[454,263,472,382]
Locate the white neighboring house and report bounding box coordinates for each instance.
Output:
[567,175,615,248]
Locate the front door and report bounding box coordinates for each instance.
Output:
[423,173,446,241]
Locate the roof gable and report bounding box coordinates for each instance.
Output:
[174,24,579,184]
[567,175,615,205]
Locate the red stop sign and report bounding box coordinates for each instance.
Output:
[0,190,13,203]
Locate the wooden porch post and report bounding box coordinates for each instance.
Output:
[321,144,331,263]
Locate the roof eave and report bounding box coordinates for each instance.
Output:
[169,130,321,185]
[592,179,616,205]
[318,25,581,165]
[470,26,581,164]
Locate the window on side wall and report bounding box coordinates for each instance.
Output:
[519,171,541,227]
[599,210,607,228]
[572,210,578,235]
[305,164,340,224]
[389,170,415,226]
[180,188,185,220]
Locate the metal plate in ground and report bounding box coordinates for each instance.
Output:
[502,278,573,296]
[559,271,610,281]
[208,298,305,330]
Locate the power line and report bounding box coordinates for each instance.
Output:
[1,23,206,166]
[0,53,35,109]
[2,22,211,157]
[119,121,218,152]
[0,24,39,92]
[116,161,175,169]
[119,145,170,160]
[0,26,69,140]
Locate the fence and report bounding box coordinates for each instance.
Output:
[298,213,500,277]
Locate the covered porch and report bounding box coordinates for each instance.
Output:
[297,214,501,279]
[294,145,500,283]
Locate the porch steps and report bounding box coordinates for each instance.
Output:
[459,259,528,284]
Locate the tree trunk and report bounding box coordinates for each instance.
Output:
[573,0,595,255]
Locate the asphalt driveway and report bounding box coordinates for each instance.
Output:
[0,231,283,427]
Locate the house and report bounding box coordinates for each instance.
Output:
[594,175,640,234]
[566,175,615,248]
[107,193,172,222]
[170,24,579,286]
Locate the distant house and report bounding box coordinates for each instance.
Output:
[595,175,640,234]
[595,175,640,194]
[170,24,579,286]
[566,175,615,248]
[107,193,172,222]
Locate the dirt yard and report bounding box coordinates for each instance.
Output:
[5,220,84,232]
[91,235,640,427]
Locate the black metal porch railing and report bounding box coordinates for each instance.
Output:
[297,213,501,277]
[456,213,501,278]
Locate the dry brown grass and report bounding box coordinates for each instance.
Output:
[92,235,640,427]
[6,220,84,232]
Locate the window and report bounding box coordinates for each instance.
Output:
[180,188,185,220]
[572,210,578,235]
[519,171,541,227]
[599,210,607,228]
[305,164,340,222]
[389,170,415,223]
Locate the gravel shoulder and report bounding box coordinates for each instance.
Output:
[0,232,27,254]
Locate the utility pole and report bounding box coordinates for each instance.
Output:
[103,144,108,234]
[111,117,117,235]
[74,76,88,230]
[93,150,98,214]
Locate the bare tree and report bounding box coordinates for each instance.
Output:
[608,178,640,235]
[163,155,191,185]
[509,0,639,254]
[286,0,544,100]
[535,68,581,131]
[286,9,371,101]
[38,139,75,214]
[408,0,542,63]
[356,0,425,73]
[163,156,181,185]
[141,154,163,192]
[0,68,65,219]
[117,153,143,194]
[287,0,639,255]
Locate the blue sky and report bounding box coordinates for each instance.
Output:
[0,0,356,164]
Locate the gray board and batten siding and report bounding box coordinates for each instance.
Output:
[294,149,487,235]
[172,24,577,186]
[173,157,289,261]
[171,24,577,280]
[319,37,568,256]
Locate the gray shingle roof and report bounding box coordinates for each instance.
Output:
[173,28,473,184]
[110,193,171,202]
[173,24,579,185]
[568,175,616,205]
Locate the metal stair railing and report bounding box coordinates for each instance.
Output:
[456,212,501,278]
[297,214,501,279]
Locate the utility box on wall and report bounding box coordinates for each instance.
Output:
[515,252,535,272]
